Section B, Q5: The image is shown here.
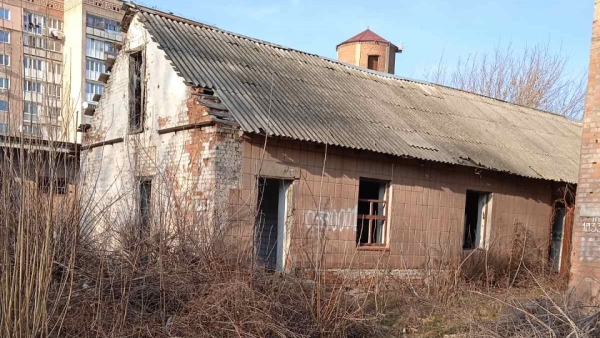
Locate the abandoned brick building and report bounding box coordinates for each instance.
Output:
[81,3,581,273]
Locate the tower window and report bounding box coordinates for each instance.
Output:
[367,55,379,71]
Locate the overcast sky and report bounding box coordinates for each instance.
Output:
[136,0,593,82]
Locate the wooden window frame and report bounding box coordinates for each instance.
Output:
[357,178,389,247]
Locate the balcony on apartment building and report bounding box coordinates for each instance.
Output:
[23,13,64,62]
[86,14,123,42]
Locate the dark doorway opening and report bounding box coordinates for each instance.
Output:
[550,203,566,272]
[255,178,290,271]
[463,190,490,250]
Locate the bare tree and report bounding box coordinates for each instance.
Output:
[425,42,587,119]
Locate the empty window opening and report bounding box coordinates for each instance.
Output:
[356,178,388,246]
[38,177,67,195]
[550,203,566,272]
[367,55,379,71]
[463,190,491,250]
[139,178,152,231]
[255,178,291,271]
[129,51,144,132]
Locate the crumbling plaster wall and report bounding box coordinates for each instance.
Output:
[81,15,242,237]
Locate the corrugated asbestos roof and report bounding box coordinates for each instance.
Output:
[129,5,582,184]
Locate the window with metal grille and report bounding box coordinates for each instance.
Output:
[367,55,379,71]
[129,51,144,132]
[356,178,389,246]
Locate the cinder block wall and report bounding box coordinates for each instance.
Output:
[571,0,600,301]
[227,135,556,271]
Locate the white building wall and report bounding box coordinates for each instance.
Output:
[81,15,241,241]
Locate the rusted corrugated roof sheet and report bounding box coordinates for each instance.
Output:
[130,5,582,184]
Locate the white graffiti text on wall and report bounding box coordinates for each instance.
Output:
[582,217,600,233]
[303,207,357,231]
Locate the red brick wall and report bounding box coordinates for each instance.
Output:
[570,0,600,301]
[228,135,556,271]
[337,41,396,74]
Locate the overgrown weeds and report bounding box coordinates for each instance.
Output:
[55,233,381,337]
[0,148,594,338]
[0,149,382,337]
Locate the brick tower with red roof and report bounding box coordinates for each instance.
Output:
[337,29,402,74]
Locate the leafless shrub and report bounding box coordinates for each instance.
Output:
[0,141,383,337]
[425,41,586,119]
[490,296,600,338]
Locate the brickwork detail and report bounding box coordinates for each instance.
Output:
[337,41,396,74]
[570,0,600,301]
[83,0,122,13]
[63,0,123,12]
[23,0,64,10]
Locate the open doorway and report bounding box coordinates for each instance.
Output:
[463,190,491,250]
[550,203,566,272]
[255,178,291,271]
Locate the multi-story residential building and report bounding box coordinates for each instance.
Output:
[0,0,124,144]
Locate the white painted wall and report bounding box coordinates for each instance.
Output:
[81,15,195,237]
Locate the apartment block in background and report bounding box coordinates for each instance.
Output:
[0,0,123,144]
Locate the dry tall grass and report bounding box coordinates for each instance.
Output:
[0,143,596,338]
[0,145,384,338]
